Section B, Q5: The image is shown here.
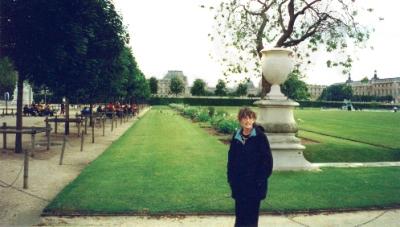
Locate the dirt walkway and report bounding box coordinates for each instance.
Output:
[0,108,150,226]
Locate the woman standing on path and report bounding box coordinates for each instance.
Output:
[227,107,273,227]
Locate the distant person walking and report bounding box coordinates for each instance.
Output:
[60,103,65,115]
[227,107,273,227]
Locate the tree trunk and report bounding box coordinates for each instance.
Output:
[89,102,93,127]
[257,45,271,98]
[15,76,24,153]
[64,98,70,135]
[260,77,271,98]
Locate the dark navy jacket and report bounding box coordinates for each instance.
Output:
[227,124,273,200]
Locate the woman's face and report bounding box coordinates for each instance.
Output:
[240,116,255,130]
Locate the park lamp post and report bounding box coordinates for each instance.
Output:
[4,92,10,114]
[41,89,49,105]
[44,89,49,105]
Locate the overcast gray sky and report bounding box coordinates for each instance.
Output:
[113,0,399,87]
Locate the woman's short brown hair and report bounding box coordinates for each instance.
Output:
[237,107,257,121]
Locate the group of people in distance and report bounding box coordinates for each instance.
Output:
[94,102,139,118]
[23,103,55,116]
[22,102,140,119]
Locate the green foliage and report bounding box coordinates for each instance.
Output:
[156,97,397,110]
[319,84,353,101]
[0,0,135,103]
[215,118,239,134]
[206,0,373,80]
[149,77,158,94]
[361,76,369,84]
[169,104,238,133]
[150,97,259,106]
[182,107,200,119]
[235,82,248,96]
[0,57,17,98]
[196,110,211,122]
[281,70,311,101]
[114,46,147,102]
[214,79,227,96]
[209,115,224,128]
[169,77,185,96]
[190,79,207,96]
[352,95,393,102]
[208,106,215,117]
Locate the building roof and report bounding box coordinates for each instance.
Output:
[163,70,187,82]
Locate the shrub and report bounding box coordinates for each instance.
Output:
[196,111,211,122]
[182,107,200,119]
[208,106,215,117]
[150,97,259,106]
[216,109,228,117]
[210,115,224,128]
[169,103,185,112]
[216,119,239,134]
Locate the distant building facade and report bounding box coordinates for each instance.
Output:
[344,71,400,103]
[11,79,33,105]
[307,84,327,100]
[157,70,190,96]
[245,80,259,96]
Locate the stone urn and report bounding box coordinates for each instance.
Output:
[255,47,316,171]
[261,48,294,100]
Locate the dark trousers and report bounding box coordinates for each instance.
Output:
[234,198,261,227]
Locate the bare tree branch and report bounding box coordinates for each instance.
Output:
[277,0,289,33]
[256,13,268,56]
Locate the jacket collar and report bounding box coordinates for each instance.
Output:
[234,127,257,144]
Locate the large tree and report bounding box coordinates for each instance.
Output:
[1,0,128,151]
[235,82,248,96]
[149,77,158,94]
[0,57,17,99]
[190,79,207,96]
[114,46,150,104]
[169,77,185,96]
[215,79,228,96]
[319,83,352,101]
[205,0,373,97]
[281,69,310,100]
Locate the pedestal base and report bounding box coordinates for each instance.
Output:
[255,98,318,171]
[267,133,318,171]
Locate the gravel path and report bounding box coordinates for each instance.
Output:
[0,108,150,226]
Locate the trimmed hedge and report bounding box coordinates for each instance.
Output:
[154,97,399,110]
[150,97,258,106]
[169,103,239,134]
[298,100,399,110]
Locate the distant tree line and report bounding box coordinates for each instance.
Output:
[351,95,393,102]
[149,73,311,100]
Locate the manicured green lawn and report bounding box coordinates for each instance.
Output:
[295,109,400,149]
[44,106,400,215]
[300,131,400,162]
[213,106,400,162]
[216,107,400,149]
